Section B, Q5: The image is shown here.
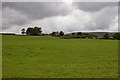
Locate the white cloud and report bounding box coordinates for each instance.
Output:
[109,16,118,32]
[21,9,91,34]
[84,6,118,31]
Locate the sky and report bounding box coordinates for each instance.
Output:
[1,2,118,34]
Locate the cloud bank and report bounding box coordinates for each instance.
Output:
[2,2,118,34]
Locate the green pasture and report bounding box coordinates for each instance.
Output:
[2,35,118,78]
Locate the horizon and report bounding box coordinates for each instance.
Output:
[1,31,119,35]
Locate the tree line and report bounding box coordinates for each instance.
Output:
[21,26,64,36]
[21,27,42,35]
[21,26,120,40]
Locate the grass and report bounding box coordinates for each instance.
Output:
[2,35,118,78]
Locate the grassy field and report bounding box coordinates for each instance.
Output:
[2,35,118,78]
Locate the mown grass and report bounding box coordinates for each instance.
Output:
[2,35,118,78]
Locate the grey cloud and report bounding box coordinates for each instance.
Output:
[2,2,118,33]
[73,2,118,12]
[2,7,29,30]
[2,2,72,31]
[2,2,71,19]
[0,2,2,32]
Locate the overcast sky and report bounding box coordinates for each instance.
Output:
[2,2,118,34]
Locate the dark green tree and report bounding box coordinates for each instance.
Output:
[104,33,109,39]
[60,31,64,36]
[113,33,120,40]
[72,33,75,35]
[33,27,42,35]
[26,27,34,35]
[77,32,82,36]
[26,26,42,35]
[21,28,25,35]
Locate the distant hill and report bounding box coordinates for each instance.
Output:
[67,32,117,37]
[90,32,116,37]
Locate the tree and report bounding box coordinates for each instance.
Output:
[113,33,120,40]
[26,27,34,35]
[72,33,75,35]
[26,26,42,35]
[77,32,82,36]
[60,31,64,36]
[21,28,25,35]
[33,27,42,35]
[104,33,109,39]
